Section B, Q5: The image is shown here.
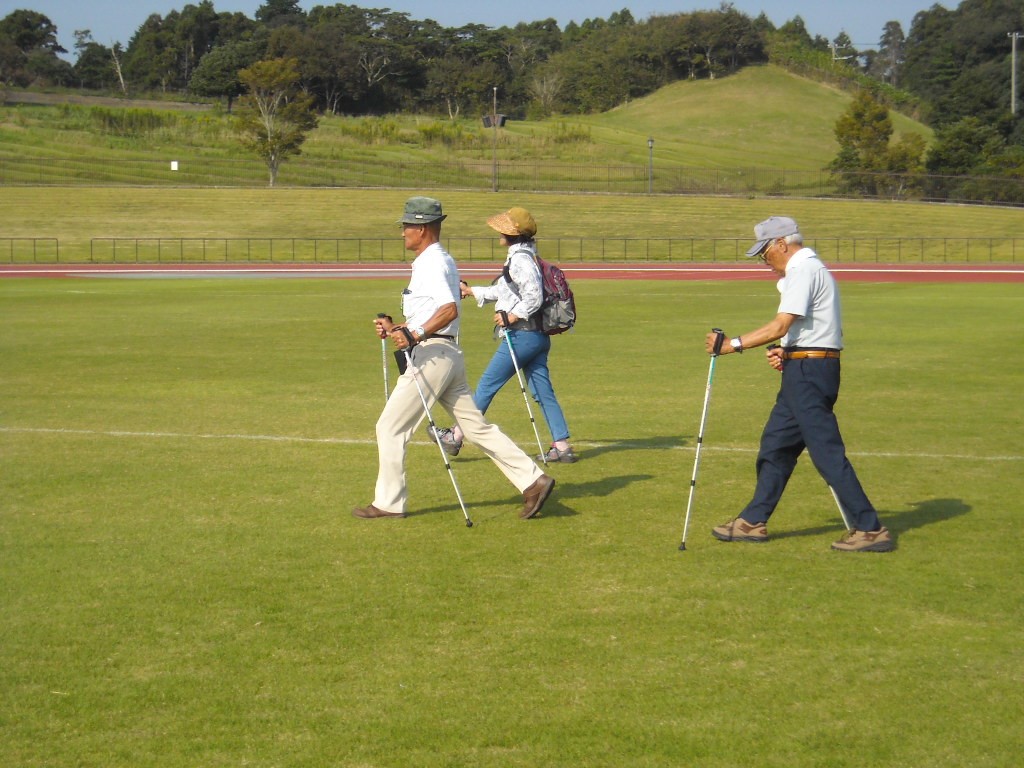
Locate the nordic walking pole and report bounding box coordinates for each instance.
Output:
[499,310,547,464]
[679,328,725,552]
[395,329,473,528]
[376,313,391,403]
[828,485,852,531]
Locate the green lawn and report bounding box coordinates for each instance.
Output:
[1,276,1021,767]
[3,187,1023,266]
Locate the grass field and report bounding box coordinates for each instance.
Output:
[1,275,1021,767]
[3,187,1024,267]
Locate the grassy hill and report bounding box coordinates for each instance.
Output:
[1,66,931,174]
[545,66,931,170]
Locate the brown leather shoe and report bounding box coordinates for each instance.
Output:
[520,474,555,519]
[352,504,406,519]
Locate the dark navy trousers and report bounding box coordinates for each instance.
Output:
[740,358,881,531]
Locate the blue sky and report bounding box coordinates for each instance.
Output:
[18,0,941,58]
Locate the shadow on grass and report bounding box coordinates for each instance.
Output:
[883,498,971,535]
[578,435,686,460]
[771,497,971,543]
[411,473,655,520]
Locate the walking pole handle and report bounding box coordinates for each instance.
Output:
[711,327,726,356]
[498,309,510,328]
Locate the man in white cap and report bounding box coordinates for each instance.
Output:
[354,196,555,521]
[704,216,893,552]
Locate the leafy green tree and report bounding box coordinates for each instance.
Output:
[174,1,221,85]
[0,32,23,85]
[925,117,1004,176]
[545,24,635,112]
[418,22,508,116]
[884,132,927,197]
[189,39,262,111]
[527,65,564,116]
[72,30,115,90]
[902,0,1022,128]
[215,11,261,46]
[234,57,319,187]
[0,9,64,55]
[829,90,894,195]
[503,18,562,73]
[0,9,66,86]
[297,20,362,114]
[776,16,814,49]
[256,0,306,28]
[24,47,73,86]
[425,54,501,119]
[872,21,905,86]
[924,116,1018,202]
[123,14,179,91]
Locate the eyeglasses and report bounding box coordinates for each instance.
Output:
[758,239,778,263]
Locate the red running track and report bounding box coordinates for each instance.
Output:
[1,262,1023,282]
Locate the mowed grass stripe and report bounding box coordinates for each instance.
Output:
[3,426,1022,462]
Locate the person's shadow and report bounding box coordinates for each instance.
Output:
[577,435,685,460]
[411,473,654,521]
[884,498,971,535]
[773,498,971,543]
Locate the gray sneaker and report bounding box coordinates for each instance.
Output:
[426,425,462,457]
[542,445,579,464]
[711,517,768,542]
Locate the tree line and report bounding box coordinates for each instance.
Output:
[2,0,1023,195]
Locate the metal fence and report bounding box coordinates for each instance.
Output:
[2,236,1019,264]
[2,155,1023,205]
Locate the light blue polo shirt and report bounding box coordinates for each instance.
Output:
[776,247,843,349]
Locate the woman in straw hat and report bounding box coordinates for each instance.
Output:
[428,206,577,463]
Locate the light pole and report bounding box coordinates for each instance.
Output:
[492,86,498,192]
[1010,32,1022,115]
[647,137,654,194]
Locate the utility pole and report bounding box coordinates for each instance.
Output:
[1010,32,1022,115]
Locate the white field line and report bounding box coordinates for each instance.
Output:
[2,426,1021,462]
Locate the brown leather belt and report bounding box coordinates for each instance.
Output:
[783,350,840,360]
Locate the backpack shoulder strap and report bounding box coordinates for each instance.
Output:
[502,247,539,294]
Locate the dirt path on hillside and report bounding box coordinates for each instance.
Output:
[2,90,214,112]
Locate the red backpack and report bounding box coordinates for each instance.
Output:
[534,256,576,335]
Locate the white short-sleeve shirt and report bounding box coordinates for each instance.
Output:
[402,242,460,336]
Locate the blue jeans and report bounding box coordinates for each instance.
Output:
[473,329,570,443]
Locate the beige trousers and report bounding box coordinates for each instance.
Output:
[373,338,542,515]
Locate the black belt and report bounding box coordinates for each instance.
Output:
[425,334,454,341]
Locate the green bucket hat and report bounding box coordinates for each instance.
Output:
[398,196,447,225]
